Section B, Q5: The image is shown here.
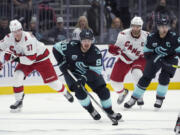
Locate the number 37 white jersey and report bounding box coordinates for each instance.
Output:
[0,31,49,65]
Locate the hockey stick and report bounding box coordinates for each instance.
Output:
[67,69,118,126]
[161,60,180,69]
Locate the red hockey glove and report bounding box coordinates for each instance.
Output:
[4,52,18,62]
[0,61,3,71]
[4,53,15,61]
[108,44,121,55]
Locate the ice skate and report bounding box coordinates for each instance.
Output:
[89,108,101,120]
[117,89,129,104]
[10,94,24,113]
[174,117,180,135]
[154,96,165,110]
[137,97,144,109]
[64,91,74,103]
[124,97,137,109]
[108,112,122,121]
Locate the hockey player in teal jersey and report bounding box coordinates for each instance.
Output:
[52,29,122,121]
[124,14,180,109]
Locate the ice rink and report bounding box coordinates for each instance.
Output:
[0,90,179,135]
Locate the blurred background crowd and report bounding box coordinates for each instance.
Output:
[0,0,179,44]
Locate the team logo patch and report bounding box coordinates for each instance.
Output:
[166,42,171,47]
[72,55,78,60]
[152,42,158,47]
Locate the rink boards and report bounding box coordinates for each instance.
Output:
[0,45,180,95]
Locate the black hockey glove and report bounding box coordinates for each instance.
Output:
[13,57,20,62]
[59,62,69,74]
[77,74,87,86]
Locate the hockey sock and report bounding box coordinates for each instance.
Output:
[100,97,113,114]
[132,85,145,99]
[156,84,168,97]
[13,86,24,101]
[78,95,94,113]
[110,80,124,93]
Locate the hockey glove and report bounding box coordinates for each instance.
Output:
[4,53,15,61]
[59,62,70,74]
[77,74,87,86]
[0,61,3,71]
[108,44,121,55]
[4,53,19,63]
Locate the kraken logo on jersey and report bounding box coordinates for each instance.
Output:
[72,55,78,61]
[75,62,88,74]
[155,46,168,56]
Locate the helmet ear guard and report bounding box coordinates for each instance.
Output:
[9,19,22,32]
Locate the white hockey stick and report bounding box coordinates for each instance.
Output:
[67,69,118,126]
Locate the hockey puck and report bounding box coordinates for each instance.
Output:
[112,122,118,126]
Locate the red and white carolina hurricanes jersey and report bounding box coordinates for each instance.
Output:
[115,28,148,64]
[0,31,49,65]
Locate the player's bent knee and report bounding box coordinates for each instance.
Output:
[138,75,152,88]
[110,80,124,91]
[131,68,143,83]
[159,75,170,85]
[95,85,110,100]
[13,70,25,87]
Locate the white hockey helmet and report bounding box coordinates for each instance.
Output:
[9,19,22,32]
[131,16,143,27]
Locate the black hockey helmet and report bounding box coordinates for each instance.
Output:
[80,29,94,40]
[156,13,170,26]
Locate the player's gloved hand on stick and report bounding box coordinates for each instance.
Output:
[59,62,69,74]
[0,61,3,71]
[108,44,121,55]
[4,53,19,63]
[4,53,16,61]
[77,74,87,85]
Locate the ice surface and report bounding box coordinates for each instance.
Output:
[0,91,179,135]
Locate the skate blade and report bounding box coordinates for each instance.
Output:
[10,108,22,113]
[119,119,124,122]
[138,105,143,109]
[154,107,160,111]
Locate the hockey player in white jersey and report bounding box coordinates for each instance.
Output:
[0,19,74,112]
[108,16,148,106]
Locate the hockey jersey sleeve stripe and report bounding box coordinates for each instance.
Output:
[53,42,65,56]
[36,49,49,61]
[89,66,103,75]
[26,54,37,61]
